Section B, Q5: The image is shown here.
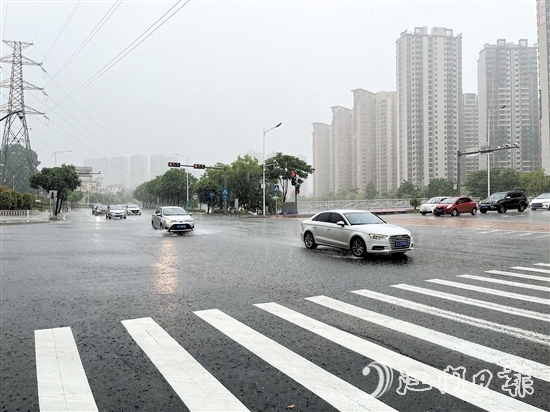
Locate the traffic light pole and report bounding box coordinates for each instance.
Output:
[456,143,519,196]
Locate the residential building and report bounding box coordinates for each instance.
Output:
[311,122,332,197]
[110,156,129,187]
[150,154,171,179]
[129,155,148,189]
[331,106,353,194]
[538,0,550,174]
[373,91,398,194]
[478,39,541,173]
[462,93,480,180]
[352,89,375,193]
[396,26,463,187]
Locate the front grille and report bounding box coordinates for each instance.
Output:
[389,234,410,249]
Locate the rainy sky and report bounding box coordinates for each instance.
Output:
[0,0,538,171]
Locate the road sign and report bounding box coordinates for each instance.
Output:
[193,194,198,200]
[222,187,229,196]
[274,184,279,194]
[222,194,228,201]
[209,191,215,199]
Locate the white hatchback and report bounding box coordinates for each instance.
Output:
[300,210,413,257]
[419,196,450,215]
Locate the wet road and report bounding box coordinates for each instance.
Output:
[1,209,549,411]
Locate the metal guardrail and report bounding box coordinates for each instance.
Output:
[297,199,416,213]
[0,210,51,222]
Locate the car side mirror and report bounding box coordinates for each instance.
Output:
[189,213,193,216]
[336,221,345,227]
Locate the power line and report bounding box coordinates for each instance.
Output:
[47,0,190,113]
[42,0,82,61]
[32,2,51,43]
[44,0,123,87]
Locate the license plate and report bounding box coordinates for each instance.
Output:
[176,225,186,229]
[395,240,408,247]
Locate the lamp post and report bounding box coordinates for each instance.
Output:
[52,150,72,167]
[262,122,282,216]
[175,154,190,210]
[487,105,507,197]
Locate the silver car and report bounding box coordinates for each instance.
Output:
[106,204,127,220]
[301,209,413,257]
[152,206,194,234]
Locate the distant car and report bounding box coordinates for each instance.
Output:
[125,204,142,216]
[478,191,528,213]
[152,206,194,235]
[419,196,450,215]
[92,204,107,215]
[300,209,413,257]
[433,197,478,217]
[106,205,127,220]
[530,193,550,210]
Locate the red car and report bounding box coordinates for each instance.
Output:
[433,196,478,216]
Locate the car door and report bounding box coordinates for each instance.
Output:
[310,212,332,245]
[458,197,469,213]
[326,212,348,248]
[152,208,161,228]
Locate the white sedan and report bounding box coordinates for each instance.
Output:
[530,193,550,210]
[301,209,413,257]
[152,206,194,234]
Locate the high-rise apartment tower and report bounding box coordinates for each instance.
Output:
[538,0,550,174]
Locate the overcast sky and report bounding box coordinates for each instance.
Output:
[0,0,538,175]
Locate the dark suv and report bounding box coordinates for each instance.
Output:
[478,191,528,214]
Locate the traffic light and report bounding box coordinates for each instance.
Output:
[193,164,206,169]
[295,188,300,195]
[290,171,297,186]
[168,162,181,167]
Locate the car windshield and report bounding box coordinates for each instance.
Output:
[440,197,458,204]
[163,207,188,216]
[426,197,444,204]
[343,212,385,225]
[110,205,123,210]
[128,204,139,208]
[487,193,506,200]
[535,193,550,199]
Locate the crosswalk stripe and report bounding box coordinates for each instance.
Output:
[391,284,550,322]
[352,289,550,346]
[121,317,248,412]
[535,263,550,267]
[477,230,499,234]
[427,279,550,305]
[458,274,550,292]
[194,308,397,412]
[511,266,550,274]
[35,327,98,412]
[486,270,550,282]
[304,295,550,382]
[256,302,545,412]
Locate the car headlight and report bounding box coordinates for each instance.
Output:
[164,219,172,224]
[369,233,388,240]
[446,205,452,208]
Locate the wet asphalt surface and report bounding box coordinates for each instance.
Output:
[1,208,549,412]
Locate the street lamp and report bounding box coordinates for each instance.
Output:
[262,122,282,216]
[175,153,190,210]
[487,105,507,197]
[52,150,72,167]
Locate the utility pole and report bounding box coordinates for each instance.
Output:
[0,41,48,190]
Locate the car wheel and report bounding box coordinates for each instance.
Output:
[151,221,156,229]
[303,232,317,249]
[480,209,487,214]
[421,212,426,216]
[471,207,477,215]
[531,208,536,211]
[160,223,163,230]
[123,216,126,219]
[498,205,507,213]
[350,237,366,258]
[517,204,526,212]
[451,209,459,217]
[109,216,112,220]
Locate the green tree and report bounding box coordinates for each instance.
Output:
[425,178,455,198]
[396,181,416,198]
[265,153,314,203]
[228,155,262,213]
[194,176,222,214]
[0,144,40,194]
[0,186,13,209]
[520,170,550,196]
[29,164,81,215]
[364,182,378,200]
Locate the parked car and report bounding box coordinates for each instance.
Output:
[106,205,127,220]
[125,204,142,216]
[478,191,528,213]
[152,206,194,234]
[529,193,550,210]
[92,204,107,215]
[300,209,413,257]
[433,197,478,217]
[419,196,450,215]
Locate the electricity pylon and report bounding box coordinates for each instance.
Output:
[0,40,47,191]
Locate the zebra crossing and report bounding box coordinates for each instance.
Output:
[34,262,549,411]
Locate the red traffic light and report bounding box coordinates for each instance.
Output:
[290,171,297,178]
[295,188,300,195]
[193,164,206,169]
[168,162,181,167]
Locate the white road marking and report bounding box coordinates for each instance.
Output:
[485,270,550,282]
[35,327,98,412]
[459,274,550,292]
[535,263,550,267]
[122,317,248,412]
[352,289,550,346]
[256,302,545,412]
[427,279,550,305]
[194,309,396,412]
[517,233,532,236]
[476,230,499,234]
[305,296,549,382]
[511,266,550,274]
[391,283,550,322]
